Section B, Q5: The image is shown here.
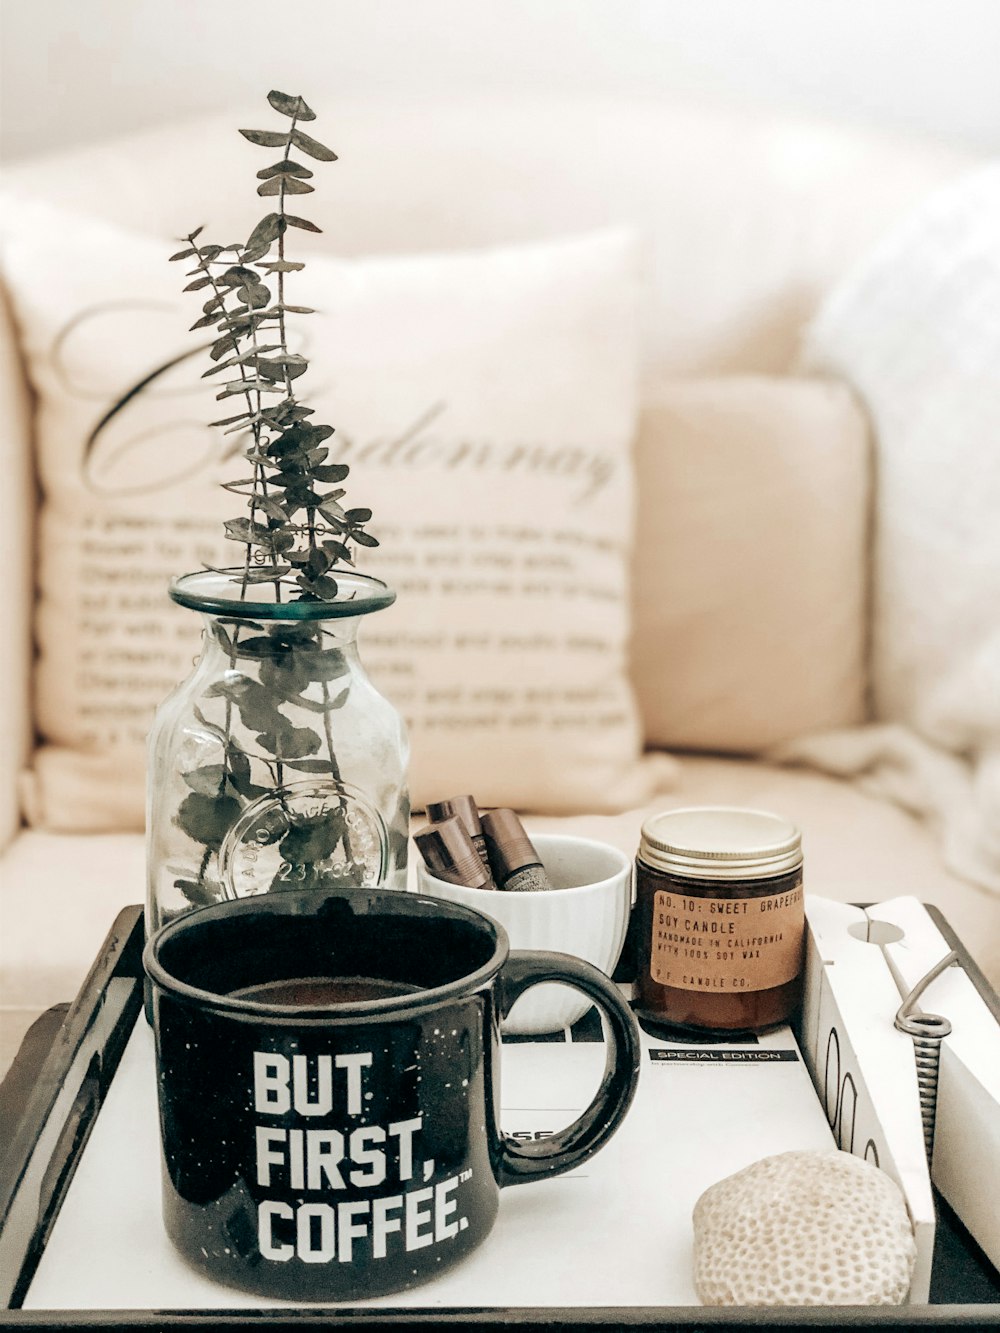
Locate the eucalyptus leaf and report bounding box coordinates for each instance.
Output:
[276,690,328,714]
[271,529,297,554]
[256,496,289,522]
[267,90,317,121]
[174,877,219,907]
[273,404,314,423]
[257,259,306,274]
[257,176,315,197]
[256,724,321,761]
[217,380,285,399]
[257,159,314,180]
[182,764,228,796]
[175,792,242,850]
[291,129,337,161]
[219,313,254,332]
[279,811,346,866]
[284,215,322,233]
[232,694,284,736]
[240,283,272,310]
[224,517,276,547]
[238,565,292,584]
[210,334,240,360]
[246,213,286,250]
[322,540,353,563]
[306,546,334,576]
[207,410,251,426]
[297,572,339,600]
[310,647,350,681]
[226,749,269,800]
[235,634,282,658]
[312,464,350,483]
[239,128,290,148]
[257,355,308,382]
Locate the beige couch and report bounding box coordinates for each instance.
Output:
[2,97,999,1074]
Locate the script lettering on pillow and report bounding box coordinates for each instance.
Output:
[1,206,673,828]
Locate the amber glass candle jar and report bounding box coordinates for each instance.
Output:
[634,807,804,1033]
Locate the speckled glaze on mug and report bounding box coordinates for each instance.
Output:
[144,889,640,1301]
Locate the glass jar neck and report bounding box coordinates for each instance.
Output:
[170,569,394,622]
[199,610,365,657]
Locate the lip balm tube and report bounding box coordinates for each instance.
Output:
[415,816,494,889]
[427,794,496,887]
[480,808,553,892]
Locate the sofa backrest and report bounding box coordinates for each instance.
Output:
[3,96,971,381]
[0,97,974,844]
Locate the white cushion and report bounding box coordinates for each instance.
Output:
[802,163,1000,895]
[632,377,869,752]
[0,201,670,826]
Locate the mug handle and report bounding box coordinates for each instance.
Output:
[495,950,641,1187]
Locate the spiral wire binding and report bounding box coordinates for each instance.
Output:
[894,949,960,1160]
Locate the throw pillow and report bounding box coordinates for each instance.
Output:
[632,376,870,752]
[798,162,1000,892]
[1,201,673,829]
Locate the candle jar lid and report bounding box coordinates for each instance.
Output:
[638,806,802,881]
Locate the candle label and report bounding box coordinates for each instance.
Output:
[650,881,803,992]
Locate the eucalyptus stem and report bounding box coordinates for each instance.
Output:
[168,90,379,895]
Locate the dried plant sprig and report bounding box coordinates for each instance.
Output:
[170,89,378,604]
[167,91,376,899]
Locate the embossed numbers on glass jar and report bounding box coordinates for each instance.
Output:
[634,807,804,1033]
[146,570,409,936]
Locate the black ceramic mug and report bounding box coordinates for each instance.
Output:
[144,889,641,1301]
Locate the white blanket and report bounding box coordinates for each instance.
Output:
[788,161,1000,896]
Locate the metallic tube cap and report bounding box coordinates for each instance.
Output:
[480,808,542,881]
[414,816,492,888]
[426,794,483,839]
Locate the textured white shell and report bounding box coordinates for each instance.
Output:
[692,1149,917,1306]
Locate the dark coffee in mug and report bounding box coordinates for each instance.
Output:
[145,889,640,1302]
[229,976,421,1006]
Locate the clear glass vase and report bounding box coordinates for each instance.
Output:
[146,570,409,936]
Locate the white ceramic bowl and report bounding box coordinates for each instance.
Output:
[415,833,633,1035]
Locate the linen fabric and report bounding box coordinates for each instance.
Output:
[1,202,670,828]
[794,162,1000,894]
[5,755,998,1027]
[632,376,870,753]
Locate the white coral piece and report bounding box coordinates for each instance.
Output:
[692,1149,917,1306]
